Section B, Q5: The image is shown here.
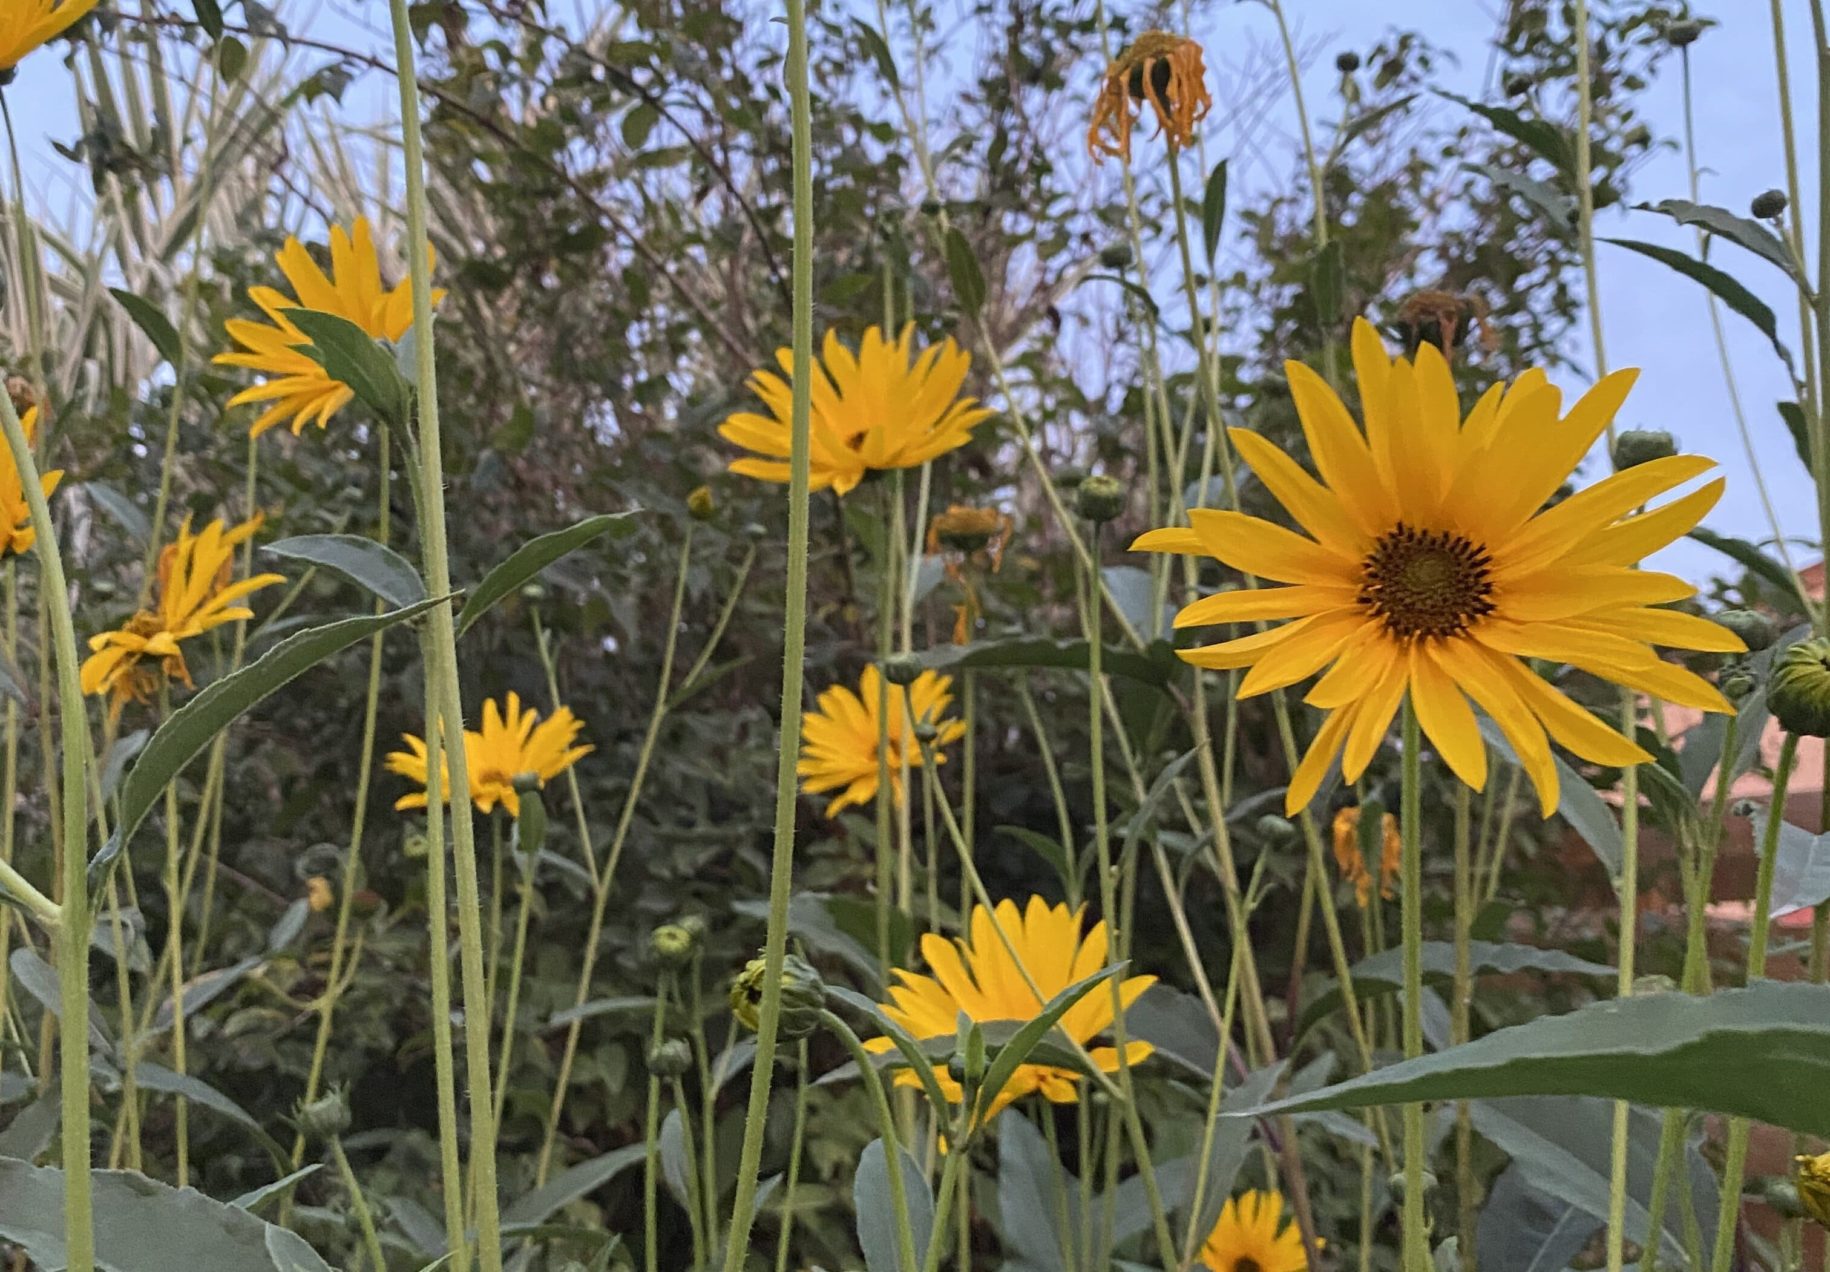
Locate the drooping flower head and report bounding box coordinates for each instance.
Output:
[1198,1190,1311,1272]
[80,514,284,715]
[386,692,591,818]
[927,504,1013,643]
[1088,31,1212,164]
[798,664,966,817]
[1331,805,1399,907]
[1133,318,1743,816]
[0,407,63,558]
[0,0,97,75]
[215,217,443,437]
[1797,1151,1830,1229]
[719,324,991,496]
[866,898,1156,1128]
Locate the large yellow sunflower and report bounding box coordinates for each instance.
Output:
[798,664,967,817]
[80,514,284,714]
[719,324,991,495]
[865,897,1156,1127]
[0,0,96,73]
[214,217,443,437]
[1198,1190,1311,1272]
[386,692,591,818]
[0,407,63,558]
[1134,318,1743,816]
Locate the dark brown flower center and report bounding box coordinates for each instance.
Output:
[1358,523,1495,640]
[1234,1259,1264,1272]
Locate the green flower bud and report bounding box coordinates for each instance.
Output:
[1098,243,1134,270]
[687,484,716,522]
[913,719,940,745]
[730,953,825,1038]
[882,653,924,687]
[1769,637,1830,737]
[1721,666,1758,704]
[403,831,430,860]
[1752,189,1789,220]
[677,913,709,942]
[646,1038,693,1078]
[1763,1176,1807,1220]
[1334,50,1361,73]
[650,923,699,968]
[295,1086,352,1141]
[1503,71,1533,96]
[1255,814,1298,846]
[1611,429,1677,470]
[1665,18,1703,46]
[1714,608,1777,652]
[1075,474,1126,524]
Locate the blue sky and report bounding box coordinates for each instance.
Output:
[9,1,1818,586]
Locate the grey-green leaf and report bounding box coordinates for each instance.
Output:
[1635,198,1806,287]
[504,1144,646,1226]
[855,1138,934,1272]
[288,308,412,426]
[263,534,427,609]
[913,636,1172,687]
[456,512,642,636]
[1201,159,1228,261]
[944,228,987,317]
[109,289,183,367]
[974,964,1123,1129]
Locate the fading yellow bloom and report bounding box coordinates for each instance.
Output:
[1133,317,1743,816]
[386,692,591,818]
[798,665,966,817]
[1088,31,1213,163]
[0,408,64,558]
[865,898,1156,1128]
[1798,1152,1830,1228]
[80,514,283,715]
[1331,806,1400,906]
[928,504,1013,644]
[1199,1190,1312,1272]
[719,324,991,496]
[215,217,443,437]
[0,0,97,73]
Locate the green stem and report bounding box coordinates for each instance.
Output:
[329,1135,388,1272]
[1452,785,1476,1272]
[922,1147,969,1272]
[1682,712,1740,995]
[643,987,668,1272]
[161,711,188,1187]
[489,843,535,1130]
[772,1040,810,1272]
[418,699,469,1272]
[1606,693,1643,1272]
[1399,699,1428,1272]
[718,0,815,1255]
[1181,934,1246,1266]
[825,1012,922,1272]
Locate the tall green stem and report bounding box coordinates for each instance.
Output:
[1606,691,1643,1272]
[1399,700,1427,1272]
[719,0,815,1258]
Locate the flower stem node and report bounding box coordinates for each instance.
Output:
[649,923,699,969]
[1389,1168,1438,1202]
[1752,189,1789,220]
[295,1086,352,1142]
[1769,637,1830,738]
[1713,609,1778,653]
[645,1039,693,1079]
[1632,973,1678,996]
[730,953,825,1038]
[1075,474,1125,524]
[1611,428,1678,470]
[1763,1176,1807,1220]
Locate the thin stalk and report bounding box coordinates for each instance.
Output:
[1181,934,1246,1266]
[825,1012,922,1272]
[1452,784,1476,1271]
[920,1145,970,1272]
[489,845,535,1130]
[161,714,188,1186]
[1016,678,1078,906]
[643,987,668,1272]
[1606,691,1643,1272]
[1682,713,1739,995]
[772,1041,810,1272]
[418,705,469,1272]
[1399,701,1428,1272]
[328,1136,388,1272]
[876,482,897,972]
[670,1073,709,1267]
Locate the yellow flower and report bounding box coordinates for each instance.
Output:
[1133,317,1743,816]
[798,665,966,817]
[386,692,591,818]
[1198,1190,1311,1272]
[719,324,991,496]
[1331,805,1399,907]
[1798,1151,1830,1228]
[1088,31,1213,164]
[0,408,64,558]
[0,0,97,73]
[214,217,443,438]
[865,897,1156,1127]
[80,514,284,715]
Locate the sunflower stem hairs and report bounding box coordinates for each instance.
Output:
[719,323,991,495]
[1198,1190,1312,1272]
[214,217,444,437]
[798,664,966,816]
[385,692,592,817]
[865,897,1156,1131]
[1133,317,1744,816]
[0,407,62,557]
[1087,31,1213,164]
[0,0,97,74]
[79,514,284,717]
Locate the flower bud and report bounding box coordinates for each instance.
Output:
[295,1086,352,1141]
[1665,19,1703,46]
[1255,814,1298,847]
[403,831,430,860]
[1714,608,1776,652]
[1075,474,1125,524]
[1098,243,1134,270]
[650,922,699,969]
[305,876,333,913]
[1769,637,1830,737]
[1752,189,1789,220]
[687,485,716,522]
[913,719,940,745]
[646,1038,693,1078]
[1795,1151,1830,1227]
[677,912,709,942]
[882,653,924,687]
[1611,429,1677,470]
[730,953,825,1038]
[920,198,944,217]
[5,376,37,422]
[1503,71,1533,96]
[1763,1176,1807,1220]
[1721,666,1757,704]
[1334,50,1361,73]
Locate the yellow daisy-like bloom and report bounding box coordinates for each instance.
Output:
[80,514,284,714]
[1331,805,1399,907]
[1199,1190,1311,1272]
[0,408,64,558]
[0,0,97,73]
[865,897,1156,1128]
[1088,31,1213,164]
[1797,1151,1830,1228]
[214,217,443,438]
[1133,318,1744,817]
[385,692,591,818]
[798,665,967,817]
[719,324,992,496]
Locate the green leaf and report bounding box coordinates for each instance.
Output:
[230,1165,322,1213]
[1335,94,1417,150]
[944,228,986,317]
[1437,91,1575,175]
[1635,198,1807,287]
[1749,809,1830,919]
[1479,718,1620,880]
[0,1087,60,1161]
[94,598,445,888]
[1603,238,1797,376]
[1236,981,1830,1136]
[504,1145,646,1226]
[456,512,643,636]
[545,995,659,1029]
[288,308,412,426]
[82,483,151,546]
[9,949,113,1051]
[1686,526,1800,599]
[854,19,900,88]
[215,35,249,82]
[1308,239,1344,331]
[262,535,427,609]
[1297,940,1616,1042]
[1463,162,1576,229]
[1200,159,1228,261]
[732,893,886,988]
[1779,401,1815,474]
[133,1061,263,1134]
[0,1158,334,1271]
[1077,272,1159,320]
[146,956,263,1037]
[998,1114,1080,1265]
[855,1138,934,1272]
[825,985,955,1118]
[194,0,223,39]
[108,289,182,366]
[973,964,1124,1130]
[913,636,1172,687]
[1478,1163,1600,1272]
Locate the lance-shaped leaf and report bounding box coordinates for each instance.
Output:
[1635,197,1807,288]
[109,289,183,366]
[263,534,426,609]
[972,963,1125,1131]
[855,1138,935,1272]
[289,308,412,426]
[456,512,643,636]
[913,636,1173,687]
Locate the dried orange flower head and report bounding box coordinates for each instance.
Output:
[1089,31,1212,164]
[1394,289,1495,361]
[928,505,1012,562]
[1331,806,1399,907]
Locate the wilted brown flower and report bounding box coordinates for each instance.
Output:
[928,505,1013,643]
[1393,289,1495,361]
[1088,31,1212,163]
[1331,806,1400,907]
